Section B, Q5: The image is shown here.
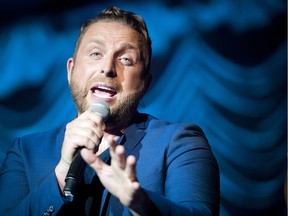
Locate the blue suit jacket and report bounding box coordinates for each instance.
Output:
[0,114,220,215]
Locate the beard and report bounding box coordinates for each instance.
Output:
[69,75,146,131]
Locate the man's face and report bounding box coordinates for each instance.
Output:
[67,21,150,129]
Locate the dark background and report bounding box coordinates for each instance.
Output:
[0,0,286,215]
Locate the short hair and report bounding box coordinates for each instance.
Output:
[73,6,152,73]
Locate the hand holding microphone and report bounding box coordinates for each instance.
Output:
[62,100,110,202]
[60,101,142,209]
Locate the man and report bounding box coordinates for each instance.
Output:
[0,6,220,216]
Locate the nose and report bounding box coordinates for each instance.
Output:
[100,56,116,77]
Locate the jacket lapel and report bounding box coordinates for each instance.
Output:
[122,118,147,156]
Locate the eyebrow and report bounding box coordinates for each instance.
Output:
[119,44,139,53]
[90,39,139,51]
[90,39,105,47]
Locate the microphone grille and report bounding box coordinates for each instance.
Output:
[89,101,110,122]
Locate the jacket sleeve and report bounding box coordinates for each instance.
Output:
[0,138,65,216]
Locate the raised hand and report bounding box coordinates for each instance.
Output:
[81,134,140,206]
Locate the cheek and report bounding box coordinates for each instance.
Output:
[123,77,145,93]
[70,70,90,92]
[71,62,93,83]
[121,68,146,90]
[73,57,98,77]
[71,72,85,86]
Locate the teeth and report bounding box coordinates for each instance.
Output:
[93,92,111,98]
[98,86,113,91]
[92,85,116,99]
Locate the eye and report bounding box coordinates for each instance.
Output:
[90,52,101,59]
[120,57,133,66]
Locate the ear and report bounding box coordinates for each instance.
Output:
[67,57,74,84]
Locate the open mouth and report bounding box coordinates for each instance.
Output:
[91,85,117,99]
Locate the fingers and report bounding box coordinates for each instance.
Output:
[106,136,126,170]
[80,148,105,171]
[79,109,106,130]
[61,109,105,166]
[125,155,137,181]
[113,145,126,169]
[107,136,137,181]
[65,118,102,149]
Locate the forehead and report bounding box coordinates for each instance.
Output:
[81,21,142,45]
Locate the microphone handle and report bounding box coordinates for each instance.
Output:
[63,150,87,202]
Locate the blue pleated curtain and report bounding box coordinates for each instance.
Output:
[0,1,286,215]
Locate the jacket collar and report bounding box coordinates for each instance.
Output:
[121,113,148,155]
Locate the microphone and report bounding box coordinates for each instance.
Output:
[63,100,110,202]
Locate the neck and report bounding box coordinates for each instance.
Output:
[104,111,138,136]
[104,125,125,136]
